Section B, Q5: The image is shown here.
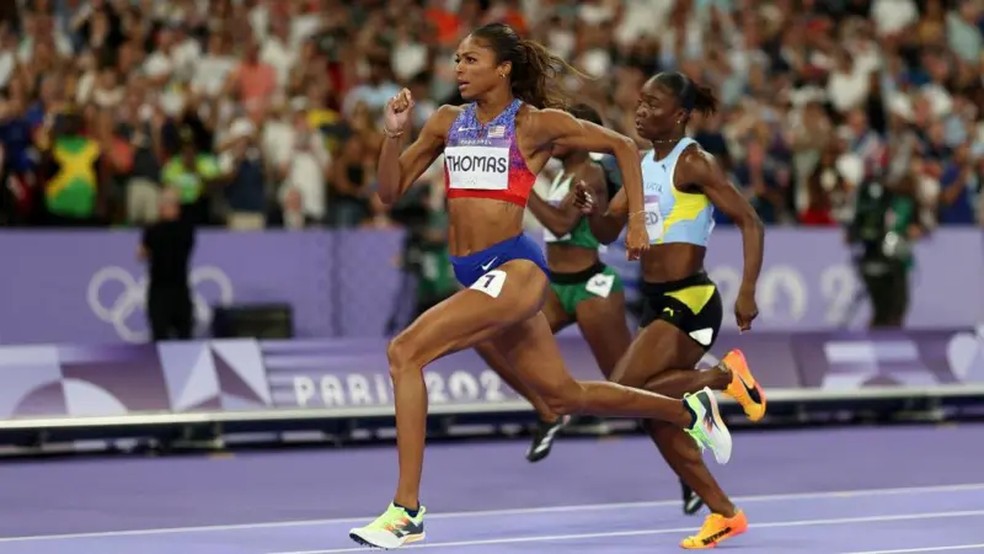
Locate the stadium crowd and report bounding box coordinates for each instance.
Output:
[0,0,980,230]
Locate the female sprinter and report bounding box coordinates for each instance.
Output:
[349,25,732,550]
[475,103,632,464]
[574,71,766,549]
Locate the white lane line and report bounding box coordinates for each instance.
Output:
[272,510,984,554]
[2,483,982,543]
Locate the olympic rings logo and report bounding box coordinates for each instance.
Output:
[87,266,235,343]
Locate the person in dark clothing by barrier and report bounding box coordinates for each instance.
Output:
[139,188,196,341]
[847,172,924,329]
[385,183,457,334]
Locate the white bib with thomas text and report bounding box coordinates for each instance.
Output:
[445,145,509,191]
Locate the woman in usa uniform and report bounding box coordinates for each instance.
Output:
[475,103,633,464]
[576,71,767,549]
[348,26,734,550]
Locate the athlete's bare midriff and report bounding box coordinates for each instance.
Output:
[641,243,707,283]
[546,243,599,274]
[446,197,525,256]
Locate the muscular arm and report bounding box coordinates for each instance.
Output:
[377,105,456,206]
[680,148,764,293]
[528,163,606,237]
[530,110,644,218]
[585,186,628,244]
[527,192,578,237]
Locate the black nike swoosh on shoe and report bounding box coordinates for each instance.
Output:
[740,376,763,404]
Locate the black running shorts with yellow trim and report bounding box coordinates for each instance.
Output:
[638,271,723,352]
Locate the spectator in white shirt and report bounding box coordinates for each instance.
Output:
[827,49,871,114]
[280,102,330,223]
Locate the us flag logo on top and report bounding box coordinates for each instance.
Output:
[488,125,506,138]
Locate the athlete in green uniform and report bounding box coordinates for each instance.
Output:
[474,103,632,463]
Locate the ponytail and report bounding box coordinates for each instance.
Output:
[652,71,719,116]
[470,23,590,110]
[511,39,587,110]
[690,82,719,116]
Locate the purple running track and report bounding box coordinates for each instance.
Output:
[0,424,982,553]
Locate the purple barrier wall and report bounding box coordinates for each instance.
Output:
[0,230,335,344]
[1,329,982,419]
[0,228,981,345]
[597,227,984,332]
